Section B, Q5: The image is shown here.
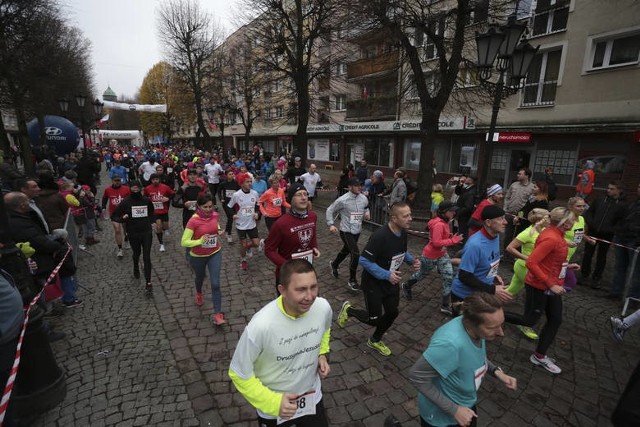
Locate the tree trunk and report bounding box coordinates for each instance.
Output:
[16,109,35,176]
[414,114,439,212]
[295,78,310,164]
[0,114,11,158]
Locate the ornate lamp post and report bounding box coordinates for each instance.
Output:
[92,99,104,148]
[475,15,539,194]
[74,94,87,155]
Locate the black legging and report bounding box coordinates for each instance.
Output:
[129,231,152,283]
[347,283,400,341]
[333,231,360,282]
[581,234,611,280]
[223,204,234,234]
[264,215,280,231]
[504,284,563,355]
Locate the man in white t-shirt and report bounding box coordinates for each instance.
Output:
[299,164,322,201]
[228,174,261,271]
[229,259,332,426]
[204,156,223,206]
[138,157,158,186]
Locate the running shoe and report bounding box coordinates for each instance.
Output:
[241,260,248,271]
[226,234,233,243]
[78,244,87,251]
[609,316,626,342]
[439,305,453,316]
[213,312,226,325]
[367,339,392,357]
[145,282,153,296]
[246,248,253,258]
[518,325,539,340]
[159,244,166,252]
[258,239,265,252]
[530,353,561,374]
[337,301,351,328]
[133,267,140,279]
[63,299,83,308]
[347,281,360,291]
[195,292,204,306]
[401,282,412,301]
[329,260,339,278]
[117,249,124,259]
[124,241,130,249]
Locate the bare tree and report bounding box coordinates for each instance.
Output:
[157,0,222,148]
[241,0,338,162]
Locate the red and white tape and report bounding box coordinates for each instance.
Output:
[0,244,71,425]
[586,235,639,252]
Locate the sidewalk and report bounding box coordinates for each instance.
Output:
[33,185,639,426]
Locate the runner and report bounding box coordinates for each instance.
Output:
[299,164,322,202]
[111,180,155,295]
[178,168,207,229]
[144,173,175,252]
[265,183,319,290]
[260,174,291,231]
[229,259,332,426]
[180,194,227,325]
[400,201,462,314]
[228,174,261,271]
[138,156,158,186]
[218,169,240,242]
[337,202,420,356]
[409,292,517,427]
[204,155,223,206]
[326,178,370,291]
[610,308,640,342]
[101,175,131,258]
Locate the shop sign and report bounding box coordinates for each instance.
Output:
[487,132,532,143]
[307,117,473,134]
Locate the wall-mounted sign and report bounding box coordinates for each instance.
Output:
[486,132,532,143]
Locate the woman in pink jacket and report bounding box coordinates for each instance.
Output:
[400,201,462,314]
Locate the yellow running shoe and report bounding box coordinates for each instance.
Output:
[337,301,351,328]
[518,325,539,340]
[367,339,392,356]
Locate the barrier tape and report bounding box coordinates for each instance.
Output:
[0,244,72,425]
[586,235,639,252]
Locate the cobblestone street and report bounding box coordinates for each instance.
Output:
[33,189,639,427]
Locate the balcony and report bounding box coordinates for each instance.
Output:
[347,51,399,81]
[345,96,397,121]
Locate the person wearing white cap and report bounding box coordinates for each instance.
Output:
[468,184,504,237]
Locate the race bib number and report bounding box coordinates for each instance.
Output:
[202,235,218,249]
[559,262,568,279]
[272,197,283,207]
[291,249,313,264]
[389,253,405,272]
[153,201,164,210]
[241,206,254,217]
[225,190,235,198]
[277,391,316,425]
[474,364,487,390]
[573,229,584,244]
[487,259,500,279]
[167,167,173,173]
[132,206,148,218]
[349,212,364,224]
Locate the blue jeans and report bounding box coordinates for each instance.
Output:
[410,254,454,296]
[611,237,640,297]
[60,275,78,303]
[189,251,223,312]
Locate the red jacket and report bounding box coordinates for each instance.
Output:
[525,226,569,290]
[264,212,318,279]
[422,216,461,259]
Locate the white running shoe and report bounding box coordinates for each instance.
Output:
[117,249,124,258]
[226,234,232,243]
[246,248,253,258]
[258,239,265,252]
[159,244,166,252]
[530,354,561,374]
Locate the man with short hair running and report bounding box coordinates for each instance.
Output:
[205,155,223,206]
[144,173,175,252]
[337,202,420,356]
[228,174,261,271]
[101,175,131,258]
[229,259,332,426]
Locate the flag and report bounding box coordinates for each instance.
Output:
[209,120,217,130]
[97,114,110,128]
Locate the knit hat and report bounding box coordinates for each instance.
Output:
[585,160,595,169]
[486,184,503,197]
[373,170,383,178]
[481,205,505,220]
[287,182,306,203]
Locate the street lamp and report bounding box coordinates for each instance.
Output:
[475,15,538,195]
[74,94,87,155]
[92,99,104,147]
[57,98,70,114]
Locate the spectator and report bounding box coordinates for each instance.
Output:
[609,182,640,299]
[454,175,478,242]
[514,181,550,236]
[468,184,503,237]
[544,167,558,201]
[389,169,407,205]
[503,168,534,253]
[581,180,626,289]
[356,160,368,184]
[430,183,444,218]
[576,160,596,200]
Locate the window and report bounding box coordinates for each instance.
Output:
[532,0,569,36]
[456,67,478,88]
[264,108,272,119]
[423,16,446,60]
[471,0,489,24]
[334,94,346,111]
[275,106,284,118]
[522,49,562,107]
[336,61,347,76]
[589,32,640,70]
[364,46,377,59]
[424,72,440,95]
[360,137,392,167]
[273,79,282,92]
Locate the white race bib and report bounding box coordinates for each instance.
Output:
[167,167,173,173]
[291,249,314,264]
[132,206,148,218]
[349,212,364,224]
[390,253,405,272]
[202,235,218,249]
[153,201,164,210]
[272,197,283,207]
[559,262,568,279]
[225,189,235,198]
[276,390,316,425]
[474,363,487,390]
[241,206,254,217]
[487,259,500,279]
[573,229,584,244]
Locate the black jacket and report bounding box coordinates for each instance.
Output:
[456,185,477,219]
[111,195,155,235]
[585,195,626,236]
[614,199,640,246]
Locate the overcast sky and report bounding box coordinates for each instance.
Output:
[61,0,242,101]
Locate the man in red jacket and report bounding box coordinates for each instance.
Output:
[144,173,175,252]
[101,176,131,258]
[264,183,320,293]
